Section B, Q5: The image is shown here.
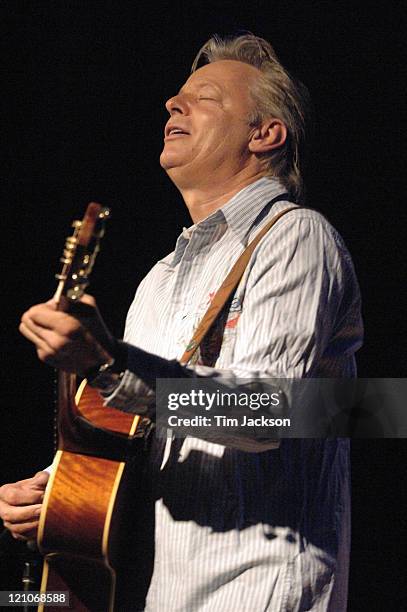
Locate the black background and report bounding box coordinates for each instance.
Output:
[1,1,406,610]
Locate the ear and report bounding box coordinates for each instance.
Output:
[248,118,287,154]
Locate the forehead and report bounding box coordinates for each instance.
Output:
[183,59,260,95]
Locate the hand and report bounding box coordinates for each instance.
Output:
[0,471,49,540]
[19,294,114,376]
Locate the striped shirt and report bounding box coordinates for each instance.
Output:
[105,177,363,611]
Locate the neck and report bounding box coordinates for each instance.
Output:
[179,169,268,224]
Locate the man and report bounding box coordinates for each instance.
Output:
[0,34,362,610]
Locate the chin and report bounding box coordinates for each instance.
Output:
[159,151,166,168]
[160,157,186,177]
[159,151,176,170]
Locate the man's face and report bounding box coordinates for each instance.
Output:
[160,60,260,188]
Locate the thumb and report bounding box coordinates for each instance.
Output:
[79,294,96,307]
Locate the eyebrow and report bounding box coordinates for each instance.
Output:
[179,81,223,95]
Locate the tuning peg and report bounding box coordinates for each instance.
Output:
[99,208,111,219]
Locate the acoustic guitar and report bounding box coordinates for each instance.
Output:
[37,204,154,611]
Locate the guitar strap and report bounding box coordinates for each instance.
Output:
[180,197,303,366]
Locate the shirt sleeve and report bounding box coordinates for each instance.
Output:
[103,213,363,451]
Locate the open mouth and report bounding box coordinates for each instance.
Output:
[168,128,188,136]
[165,124,190,139]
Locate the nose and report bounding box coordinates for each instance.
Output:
[165,93,189,115]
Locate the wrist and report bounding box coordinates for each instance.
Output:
[85,360,123,393]
[84,340,128,393]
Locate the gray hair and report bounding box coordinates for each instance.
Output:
[191,34,312,203]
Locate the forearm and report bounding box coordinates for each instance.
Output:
[103,345,283,451]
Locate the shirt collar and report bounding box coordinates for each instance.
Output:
[219,176,289,245]
[182,177,288,238]
[170,177,289,266]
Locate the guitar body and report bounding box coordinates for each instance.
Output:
[40,556,116,612]
[38,382,154,612]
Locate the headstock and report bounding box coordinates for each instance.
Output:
[54,203,110,305]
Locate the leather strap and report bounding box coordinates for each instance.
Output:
[180,204,301,365]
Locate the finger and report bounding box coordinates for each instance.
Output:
[5,520,40,538]
[0,484,45,506]
[31,314,83,346]
[0,504,42,524]
[17,471,50,487]
[11,532,29,541]
[22,305,69,330]
[19,321,51,352]
[20,319,79,360]
[31,471,50,487]
[19,323,62,366]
